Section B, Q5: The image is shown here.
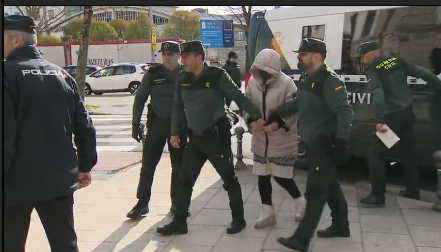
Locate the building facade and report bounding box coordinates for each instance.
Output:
[4,6,177,37]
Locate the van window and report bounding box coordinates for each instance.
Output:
[302,25,326,40]
[341,6,441,75]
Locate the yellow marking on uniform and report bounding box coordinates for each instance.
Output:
[311,82,315,88]
[367,77,371,82]
[180,83,190,87]
[375,57,398,70]
[205,82,210,88]
[154,78,165,82]
[335,85,343,91]
[316,166,319,171]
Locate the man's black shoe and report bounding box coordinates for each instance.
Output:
[399,189,420,200]
[317,224,350,238]
[126,201,149,219]
[156,219,188,236]
[277,237,308,252]
[360,192,385,207]
[226,218,246,234]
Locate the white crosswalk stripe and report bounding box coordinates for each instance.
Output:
[90,114,144,152]
[88,113,252,156]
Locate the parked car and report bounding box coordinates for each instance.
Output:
[145,62,161,68]
[62,65,102,79]
[85,63,148,95]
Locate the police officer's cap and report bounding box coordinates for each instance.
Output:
[292,38,327,56]
[4,15,36,34]
[159,41,180,53]
[358,41,380,56]
[180,40,204,55]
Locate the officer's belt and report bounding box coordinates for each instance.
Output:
[188,117,228,137]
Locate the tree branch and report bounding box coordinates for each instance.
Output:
[37,8,69,34]
[15,6,26,15]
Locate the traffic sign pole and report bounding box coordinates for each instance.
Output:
[149,6,156,63]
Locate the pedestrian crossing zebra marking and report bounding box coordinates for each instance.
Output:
[90,114,143,153]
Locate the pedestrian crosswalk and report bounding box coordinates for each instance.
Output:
[91,114,144,152]
[89,113,252,153]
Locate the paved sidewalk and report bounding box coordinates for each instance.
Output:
[27,154,440,252]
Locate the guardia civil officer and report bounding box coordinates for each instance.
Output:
[4,15,97,252]
[358,41,441,206]
[156,41,264,236]
[129,41,186,219]
[265,38,354,252]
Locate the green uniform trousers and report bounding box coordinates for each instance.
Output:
[173,118,244,220]
[293,137,349,246]
[136,117,183,208]
[368,106,418,195]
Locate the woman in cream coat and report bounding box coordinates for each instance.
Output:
[245,48,306,229]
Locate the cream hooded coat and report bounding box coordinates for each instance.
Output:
[246,49,298,178]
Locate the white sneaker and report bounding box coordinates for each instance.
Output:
[293,196,306,221]
[254,204,276,229]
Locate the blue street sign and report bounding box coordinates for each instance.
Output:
[223,20,234,48]
[200,19,235,48]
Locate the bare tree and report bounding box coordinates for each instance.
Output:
[217,6,253,39]
[75,6,93,100]
[16,6,68,35]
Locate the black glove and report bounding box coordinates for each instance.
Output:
[179,136,188,148]
[332,139,350,166]
[266,112,288,130]
[132,123,144,142]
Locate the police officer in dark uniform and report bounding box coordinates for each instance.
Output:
[4,15,97,252]
[128,41,187,219]
[222,51,242,108]
[358,41,441,206]
[265,38,354,252]
[156,41,264,236]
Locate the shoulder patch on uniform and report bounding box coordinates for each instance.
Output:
[334,85,343,91]
[148,64,161,72]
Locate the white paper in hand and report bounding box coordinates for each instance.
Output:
[375,125,400,149]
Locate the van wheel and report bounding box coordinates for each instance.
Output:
[129,81,140,94]
[85,84,92,95]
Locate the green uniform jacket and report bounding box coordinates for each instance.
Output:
[222,60,242,88]
[132,64,183,125]
[171,64,261,135]
[365,55,441,122]
[276,64,354,142]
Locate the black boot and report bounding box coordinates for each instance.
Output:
[360,192,385,207]
[127,200,149,219]
[156,218,188,236]
[277,236,308,252]
[399,189,420,200]
[226,217,246,234]
[317,223,350,238]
